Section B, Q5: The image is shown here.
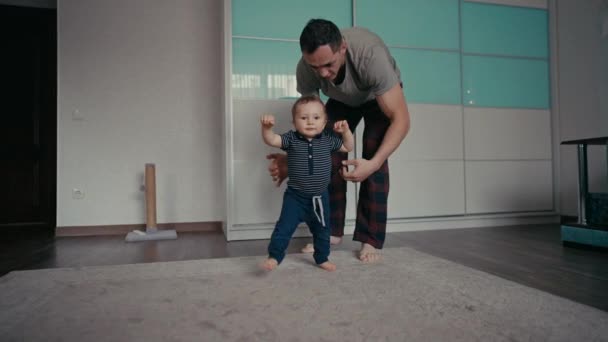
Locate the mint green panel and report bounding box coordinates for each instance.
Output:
[462,56,549,109]
[232,38,301,99]
[462,2,548,58]
[561,226,594,245]
[356,0,459,49]
[232,0,352,40]
[592,229,608,248]
[391,48,461,104]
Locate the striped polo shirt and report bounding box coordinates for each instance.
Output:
[280,129,343,195]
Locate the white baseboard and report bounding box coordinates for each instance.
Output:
[225,212,560,241]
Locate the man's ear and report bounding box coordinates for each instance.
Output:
[340,40,347,54]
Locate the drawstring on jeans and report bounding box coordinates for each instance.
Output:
[312,195,325,227]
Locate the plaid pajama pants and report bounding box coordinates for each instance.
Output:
[325,98,390,249]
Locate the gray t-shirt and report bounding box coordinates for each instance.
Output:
[296,27,401,107]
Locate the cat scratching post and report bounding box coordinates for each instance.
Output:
[125,163,177,242]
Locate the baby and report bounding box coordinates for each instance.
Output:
[260,95,354,271]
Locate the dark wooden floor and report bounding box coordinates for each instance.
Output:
[2,224,607,312]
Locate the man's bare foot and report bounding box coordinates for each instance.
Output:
[359,243,381,263]
[319,261,336,272]
[330,236,342,245]
[260,258,278,271]
[301,236,342,253]
[301,244,315,253]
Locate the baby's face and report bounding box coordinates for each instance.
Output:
[292,101,327,139]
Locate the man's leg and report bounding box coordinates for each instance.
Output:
[326,99,362,239]
[354,102,391,262]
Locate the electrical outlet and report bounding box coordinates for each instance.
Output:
[72,109,84,121]
[72,188,85,199]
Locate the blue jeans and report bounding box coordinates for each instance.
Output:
[268,187,331,265]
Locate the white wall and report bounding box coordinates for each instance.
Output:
[53,0,607,228]
[556,0,608,215]
[57,0,223,227]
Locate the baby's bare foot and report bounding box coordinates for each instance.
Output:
[301,236,342,253]
[319,261,336,272]
[260,258,278,271]
[359,243,381,263]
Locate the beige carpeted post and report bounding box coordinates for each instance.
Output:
[125,163,177,242]
[145,163,157,229]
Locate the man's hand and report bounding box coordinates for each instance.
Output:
[266,153,288,187]
[340,158,380,183]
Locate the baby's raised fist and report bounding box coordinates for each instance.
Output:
[260,114,275,128]
[333,120,349,133]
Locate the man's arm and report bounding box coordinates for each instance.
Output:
[341,84,410,182]
[266,153,288,186]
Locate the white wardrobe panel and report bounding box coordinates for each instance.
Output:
[232,99,292,225]
[388,161,465,218]
[464,0,547,9]
[344,182,358,221]
[464,107,551,160]
[465,160,553,213]
[396,104,464,161]
[233,99,294,161]
[233,159,286,225]
[348,124,366,221]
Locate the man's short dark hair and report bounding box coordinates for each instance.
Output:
[299,19,343,54]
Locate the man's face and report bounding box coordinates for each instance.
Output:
[302,43,346,82]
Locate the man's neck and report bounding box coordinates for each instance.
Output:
[333,64,346,85]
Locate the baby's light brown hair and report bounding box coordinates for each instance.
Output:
[291,95,326,119]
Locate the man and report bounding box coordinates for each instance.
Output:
[267,19,410,263]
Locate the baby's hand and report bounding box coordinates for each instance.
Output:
[260,114,275,128]
[333,120,349,133]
